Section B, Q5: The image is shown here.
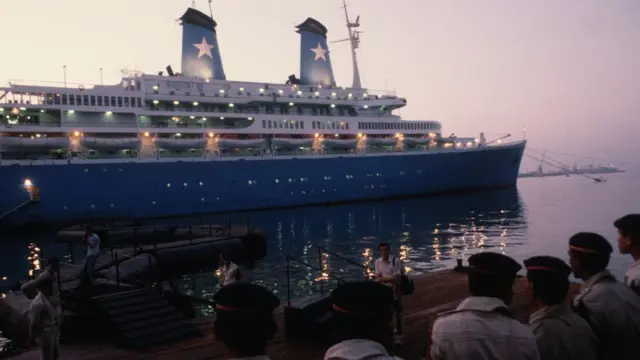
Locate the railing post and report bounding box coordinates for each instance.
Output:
[286,256,291,308]
[318,247,324,295]
[68,242,74,264]
[115,253,120,287]
[148,255,153,286]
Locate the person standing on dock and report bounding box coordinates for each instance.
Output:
[82,225,100,285]
[28,276,60,360]
[613,214,640,295]
[212,283,279,360]
[568,232,640,360]
[426,252,539,360]
[324,281,402,360]
[374,242,403,346]
[218,254,243,287]
[524,256,599,360]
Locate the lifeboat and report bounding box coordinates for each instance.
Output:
[0,136,69,152]
[402,138,431,145]
[271,137,314,148]
[217,138,266,149]
[366,138,397,146]
[321,139,358,148]
[155,138,206,150]
[81,137,141,151]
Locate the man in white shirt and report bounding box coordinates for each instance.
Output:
[219,254,242,287]
[83,225,100,285]
[28,276,60,360]
[614,214,640,295]
[374,242,403,346]
[426,252,539,360]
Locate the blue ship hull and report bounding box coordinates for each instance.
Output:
[0,142,525,229]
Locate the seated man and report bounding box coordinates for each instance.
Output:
[525,255,599,360]
[213,283,280,359]
[324,281,402,360]
[427,252,539,360]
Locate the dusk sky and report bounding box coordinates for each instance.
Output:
[2,0,638,166]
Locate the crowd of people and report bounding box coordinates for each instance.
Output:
[19,213,640,360]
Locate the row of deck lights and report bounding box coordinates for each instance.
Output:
[151,84,378,100]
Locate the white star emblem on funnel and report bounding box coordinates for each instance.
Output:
[310,43,327,61]
[193,37,214,59]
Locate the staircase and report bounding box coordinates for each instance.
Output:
[92,288,202,349]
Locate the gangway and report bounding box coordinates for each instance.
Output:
[0,199,34,221]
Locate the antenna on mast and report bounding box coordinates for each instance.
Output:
[331,0,363,89]
[207,0,214,21]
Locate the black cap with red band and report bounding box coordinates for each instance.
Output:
[524,256,571,277]
[568,232,613,255]
[213,283,280,314]
[467,252,522,277]
[331,281,394,316]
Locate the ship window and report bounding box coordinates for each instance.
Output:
[117,97,123,107]
[312,121,316,129]
[346,123,349,130]
[68,95,74,105]
[267,120,272,128]
[110,96,116,106]
[54,94,61,105]
[62,95,68,105]
[83,95,89,106]
[90,96,96,106]
[294,121,299,129]
[76,95,81,105]
[262,120,266,128]
[300,121,304,129]
[123,97,129,107]
[137,98,142,107]
[97,96,103,106]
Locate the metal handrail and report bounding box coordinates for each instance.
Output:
[317,246,370,270]
[285,255,347,308]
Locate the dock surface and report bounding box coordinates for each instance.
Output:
[8,270,581,360]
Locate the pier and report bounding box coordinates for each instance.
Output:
[6,268,581,360]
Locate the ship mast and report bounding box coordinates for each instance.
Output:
[333,0,363,89]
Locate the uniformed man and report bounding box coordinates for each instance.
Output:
[22,257,62,360]
[524,255,599,360]
[324,281,402,360]
[28,276,60,360]
[613,214,640,295]
[427,252,539,360]
[212,283,279,360]
[568,232,640,360]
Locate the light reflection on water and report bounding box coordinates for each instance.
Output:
[175,187,527,316]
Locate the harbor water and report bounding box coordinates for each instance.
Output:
[1,171,639,318]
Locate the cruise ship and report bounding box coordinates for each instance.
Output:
[0,2,526,228]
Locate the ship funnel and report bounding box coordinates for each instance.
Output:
[296,18,336,87]
[179,8,226,80]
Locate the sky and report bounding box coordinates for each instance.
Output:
[2,0,639,166]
